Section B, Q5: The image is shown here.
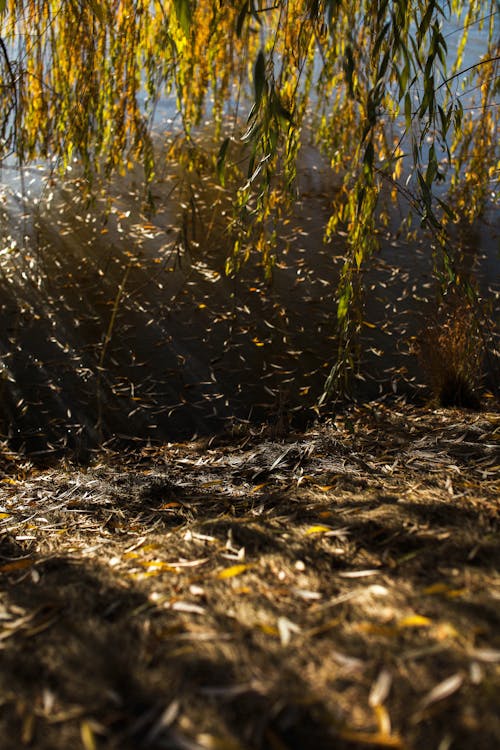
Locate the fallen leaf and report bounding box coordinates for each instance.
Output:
[369,668,392,706]
[306,524,332,535]
[373,704,392,736]
[217,564,249,579]
[398,615,432,628]
[469,648,500,663]
[171,601,206,615]
[338,569,379,578]
[423,582,465,598]
[337,729,403,748]
[80,721,97,750]
[258,623,279,636]
[419,673,463,710]
[277,616,301,646]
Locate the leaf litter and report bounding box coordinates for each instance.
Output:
[0,403,498,749]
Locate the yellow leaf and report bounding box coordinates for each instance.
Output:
[258,623,279,636]
[251,483,267,493]
[338,729,403,748]
[317,485,335,492]
[423,583,465,598]
[357,622,397,638]
[398,615,432,628]
[374,704,392,736]
[217,564,249,579]
[423,582,449,595]
[0,513,10,519]
[141,560,176,572]
[80,721,97,750]
[306,525,332,535]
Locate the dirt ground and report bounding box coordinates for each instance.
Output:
[0,403,498,750]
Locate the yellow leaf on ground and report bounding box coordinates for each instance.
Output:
[374,704,392,736]
[306,524,332,535]
[251,483,267,493]
[423,582,465,598]
[80,721,97,750]
[398,615,432,628]
[356,622,397,638]
[338,729,403,748]
[423,583,449,595]
[258,623,279,636]
[217,564,249,579]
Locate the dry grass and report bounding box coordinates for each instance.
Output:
[417,298,485,410]
[0,404,499,750]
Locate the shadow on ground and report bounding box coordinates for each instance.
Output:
[0,405,499,748]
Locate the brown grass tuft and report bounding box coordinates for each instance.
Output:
[417,298,484,409]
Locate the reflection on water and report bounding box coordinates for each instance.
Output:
[0,143,497,456]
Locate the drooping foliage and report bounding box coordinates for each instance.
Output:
[0,0,498,399]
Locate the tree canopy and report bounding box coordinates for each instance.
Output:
[0,0,498,403]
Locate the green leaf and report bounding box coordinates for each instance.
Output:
[173,0,192,37]
[88,0,105,23]
[254,49,266,107]
[236,1,249,38]
[404,93,412,128]
[343,45,355,98]
[425,143,438,186]
[216,137,230,186]
[373,21,390,60]
[364,140,374,169]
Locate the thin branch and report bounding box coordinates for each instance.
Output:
[436,56,500,90]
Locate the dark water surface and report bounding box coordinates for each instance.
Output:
[0,144,498,458]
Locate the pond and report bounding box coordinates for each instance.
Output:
[0,11,498,456]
